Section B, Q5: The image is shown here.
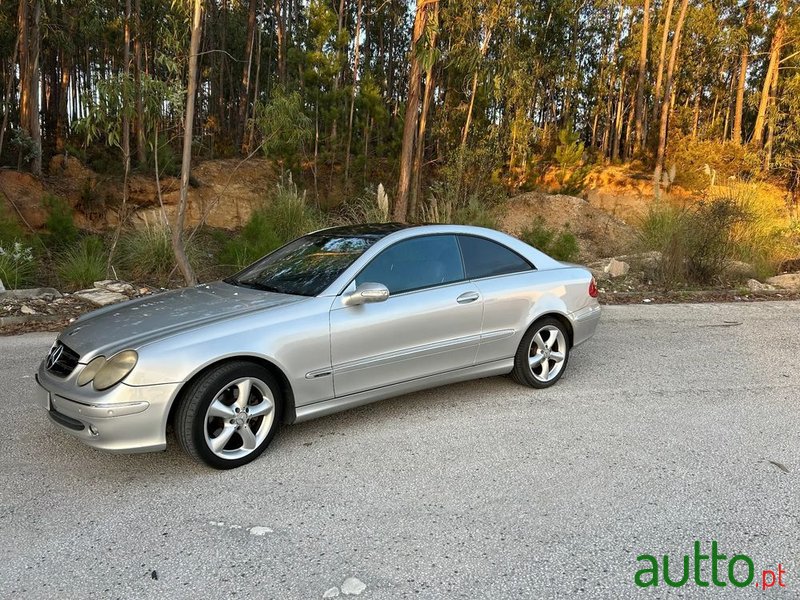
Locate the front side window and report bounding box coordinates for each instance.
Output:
[457,235,533,279]
[355,235,465,294]
[228,234,377,296]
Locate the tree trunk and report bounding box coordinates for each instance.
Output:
[344,0,363,182]
[246,0,265,153]
[732,0,752,144]
[174,0,202,287]
[17,0,42,175]
[632,0,650,154]
[122,0,131,181]
[651,0,675,140]
[238,0,258,152]
[751,0,786,148]
[410,0,439,220]
[653,0,689,199]
[0,37,19,159]
[461,26,493,150]
[393,0,432,222]
[107,0,133,274]
[274,0,287,84]
[134,0,146,164]
[691,87,701,140]
[612,67,627,161]
[763,58,780,170]
[55,49,70,152]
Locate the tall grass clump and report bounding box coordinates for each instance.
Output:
[220,175,322,272]
[0,207,26,246]
[0,240,37,289]
[712,184,796,279]
[43,195,79,249]
[118,223,200,286]
[424,183,500,228]
[334,183,390,225]
[421,143,504,226]
[635,184,794,285]
[56,236,107,290]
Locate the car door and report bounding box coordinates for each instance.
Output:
[456,234,539,364]
[329,234,484,397]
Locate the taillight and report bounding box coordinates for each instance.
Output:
[588,277,598,298]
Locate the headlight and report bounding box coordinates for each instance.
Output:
[77,356,107,386]
[92,350,138,391]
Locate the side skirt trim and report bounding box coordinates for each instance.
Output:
[293,358,514,423]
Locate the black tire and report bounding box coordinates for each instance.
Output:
[511,317,571,389]
[175,361,282,469]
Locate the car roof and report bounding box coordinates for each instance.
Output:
[312,223,413,238]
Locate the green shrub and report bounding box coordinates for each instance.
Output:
[421,142,505,223]
[636,202,688,254]
[334,184,390,225]
[56,236,108,290]
[77,181,106,217]
[219,211,283,271]
[219,176,322,271]
[118,224,200,286]
[553,128,590,194]
[268,175,322,241]
[714,184,796,279]
[0,206,26,246]
[451,198,498,229]
[43,195,79,248]
[520,218,579,262]
[668,139,762,191]
[636,198,752,285]
[0,240,37,289]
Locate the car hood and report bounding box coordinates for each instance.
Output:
[59,281,305,359]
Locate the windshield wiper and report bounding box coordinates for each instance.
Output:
[227,279,284,293]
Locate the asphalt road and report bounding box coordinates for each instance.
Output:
[1,302,799,599]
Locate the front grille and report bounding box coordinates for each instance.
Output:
[45,342,80,378]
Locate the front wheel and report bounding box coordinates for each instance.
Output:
[511,317,570,388]
[175,361,282,469]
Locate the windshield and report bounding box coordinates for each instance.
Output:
[226,234,377,296]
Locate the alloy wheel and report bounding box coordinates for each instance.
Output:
[528,325,567,383]
[203,377,275,460]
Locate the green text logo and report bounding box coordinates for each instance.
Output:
[635,541,786,590]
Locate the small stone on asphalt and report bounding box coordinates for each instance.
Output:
[341,577,367,595]
[248,526,273,536]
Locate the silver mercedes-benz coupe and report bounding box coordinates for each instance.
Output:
[35,224,600,468]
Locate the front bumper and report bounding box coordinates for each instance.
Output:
[35,363,180,453]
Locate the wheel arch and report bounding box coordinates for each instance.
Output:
[526,311,574,348]
[166,355,296,434]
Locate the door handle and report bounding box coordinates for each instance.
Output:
[456,291,480,304]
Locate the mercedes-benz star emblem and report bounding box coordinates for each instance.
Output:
[46,344,64,370]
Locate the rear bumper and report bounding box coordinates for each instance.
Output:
[571,304,601,347]
[35,366,179,453]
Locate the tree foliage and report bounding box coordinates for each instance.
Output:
[1,0,799,211]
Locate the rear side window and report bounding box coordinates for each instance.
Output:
[355,235,465,294]
[457,235,533,279]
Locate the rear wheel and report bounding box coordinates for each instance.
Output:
[175,361,281,469]
[512,317,570,388]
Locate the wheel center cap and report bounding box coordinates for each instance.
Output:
[233,413,247,427]
[543,348,551,358]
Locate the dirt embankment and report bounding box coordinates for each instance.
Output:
[499,191,636,261]
[0,156,276,232]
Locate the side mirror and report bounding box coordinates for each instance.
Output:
[343,282,390,306]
